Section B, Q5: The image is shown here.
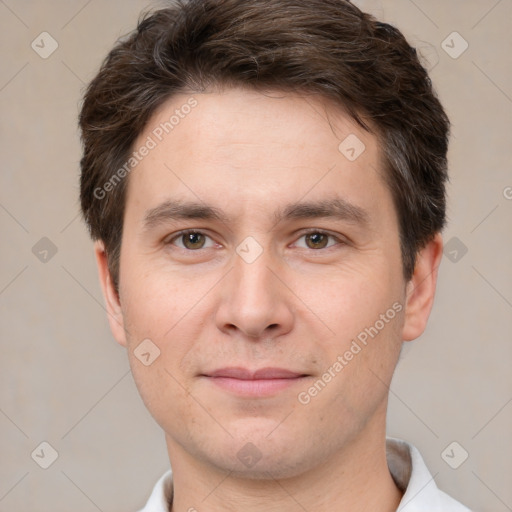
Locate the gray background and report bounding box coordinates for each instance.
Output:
[1,0,511,510]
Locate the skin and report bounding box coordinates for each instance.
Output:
[95,88,443,512]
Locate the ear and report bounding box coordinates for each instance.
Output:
[94,241,127,347]
[402,233,443,342]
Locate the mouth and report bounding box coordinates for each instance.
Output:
[200,367,310,397]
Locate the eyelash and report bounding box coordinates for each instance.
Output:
[165,228,345,251]
[166,229,218,250]
[299,228,345,247]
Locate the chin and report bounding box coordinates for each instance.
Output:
[210,447,311,481]
[199,425,318,481]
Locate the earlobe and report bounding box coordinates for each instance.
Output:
[94,241,127,347]
[402,233,444,342]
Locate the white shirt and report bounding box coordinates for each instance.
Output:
[138,438,471,511]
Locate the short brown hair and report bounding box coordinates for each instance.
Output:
[79,0,450,289]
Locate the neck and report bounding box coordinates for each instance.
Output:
[166,419,402,512]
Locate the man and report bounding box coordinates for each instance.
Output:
[79,0,471,510]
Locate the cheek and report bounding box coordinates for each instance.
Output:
[118,264,201,405]
[295,263,405,398]
[118,248,231,371]
[297,295,404,435]
[119,269,201,428]
[128,355,196,435]
[119,252,200,339]
[297,263,402,341]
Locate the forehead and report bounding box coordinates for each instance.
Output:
[151,88,375,157]
[124,87,391,226]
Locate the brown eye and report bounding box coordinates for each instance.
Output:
[305,232,330,249]
[181,232,206,250]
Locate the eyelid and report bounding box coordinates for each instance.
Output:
[164,229,217,249]
[291,228,346,249]
[163,227,347,250]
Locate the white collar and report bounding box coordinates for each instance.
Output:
[139,438,471,511]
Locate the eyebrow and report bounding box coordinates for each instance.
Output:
[275,198,369,226]
[143,200,229,230]
[142,197,369,231]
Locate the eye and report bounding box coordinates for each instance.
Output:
[167,230,216,250]
[294,230,341,250]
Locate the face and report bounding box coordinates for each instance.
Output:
[96,88,441,479]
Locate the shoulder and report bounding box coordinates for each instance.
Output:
[137,470,173,512]
[386,438,472,511]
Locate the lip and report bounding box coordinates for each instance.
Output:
[202,367,309,397]
[207,367,305,380]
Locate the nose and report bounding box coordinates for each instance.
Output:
[214,246,294,341]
